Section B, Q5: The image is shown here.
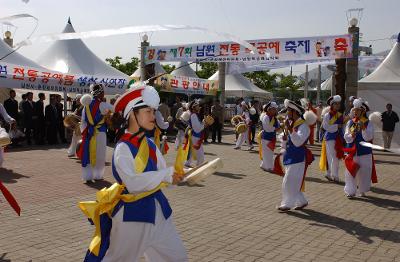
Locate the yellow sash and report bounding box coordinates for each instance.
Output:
[79,137,169,256]
[319,112,341,171]
[154,127,161,149]
[85,106,105,167]
[257,131,263,160]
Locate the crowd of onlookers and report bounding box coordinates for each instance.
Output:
[1,89,68,146]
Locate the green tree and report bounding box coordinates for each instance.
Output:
[244,70,279,90]
[196,62,218,79]
[105,56,139,75]
[278,74,304,100]
[162,64,176,74]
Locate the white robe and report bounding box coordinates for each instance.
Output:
[281,123,310,208]
[260,114,276,170]
[322,112,341,179]
[343,120,374,196]
[0,103,14,168]
[185,113,205,167]
[235,111,251,148]
[103,140,187,262]
[80,101,113,181]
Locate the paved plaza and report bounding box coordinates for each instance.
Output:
[0,129,399,262]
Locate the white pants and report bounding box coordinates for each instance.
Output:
[185,136,204,167]
[67,132,80,156]
[281,162,308,208]
[82,132,107,181]
[0,147,4,168]
[344,154,372,196]
[174,130,185,150]
[235,128,250,148]
[325,140,340,180]
[260,139,274,170]
[103,201,188,262]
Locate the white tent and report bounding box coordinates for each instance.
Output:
[321,76,332,91]
[0,39,48,103]
[359,35,400,148]
[209,71,272,99]
[130,62,166,80]
[36,18,127,78]
[171,61,198,78]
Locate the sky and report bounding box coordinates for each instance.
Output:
[0,0,399,75]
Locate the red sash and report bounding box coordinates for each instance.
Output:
[267,137,276,151]
[343,142,378,183]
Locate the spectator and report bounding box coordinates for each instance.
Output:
[45,95,59,145]
[249,100,260,144]
[34,93,46,145]
[200,100,212,143]
[3,89,19,124]
[56,95,67,143]
[381,103,399,149]
[211,99,224,143]
[315,102,323,142]
[22,92,35,145]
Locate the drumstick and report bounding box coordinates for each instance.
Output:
[183,161,209,178]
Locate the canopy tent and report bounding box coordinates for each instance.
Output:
[209,71,272,99]
[130,62,166,81]
[0,38,49,103]
[36,18,128,92]
[358,34,400,148]
[171,61,198,78]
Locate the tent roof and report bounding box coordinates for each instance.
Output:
[321,76,332,90]
[36,18,127,77]
[359,41,400,84]
[171,61,198,78]
[209,71,272,98]
[0,39,46,69]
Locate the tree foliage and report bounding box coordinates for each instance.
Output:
[105,56,139,75]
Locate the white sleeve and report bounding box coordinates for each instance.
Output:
[322,113,338,132]
[344,121,354,144]
[0,104,14,123]
[191,114,204,133]
[156,110,169,130]
[80,106,87,132]
[261,115,269,131]
[290,124,310,147]
[244,112,251,124]
[114,142,173,194]
[99,102,114,114]
[362,122,374,142]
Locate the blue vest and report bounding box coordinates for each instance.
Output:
[262,117,279,141]
[283,124,307,165]
[111,137,172,224]
[346,120,372,156]
[324,113,343,141]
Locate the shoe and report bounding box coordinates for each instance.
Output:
[333,178,340,184]
[67,153,75,157]
[324,175,333,182]
[294,203,308,210]
[359,192,366,197]
[233,146,240,150]
[346,194,355,199]
[94,178,104,181]
[84,180,94,184]
[277,206,290,212]
[248,145,254,151]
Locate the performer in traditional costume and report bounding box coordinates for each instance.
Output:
[184,100,206,167]
[0,103,16,168]
[174,104,189,150]
[78,84,113,182]
[319,95,344,183]
[259,102,280,171]
[343,98,377,198]
[146,109,170,155]
[234,101,254,150]
[278,99,316,211]
[80,84,187,261]
[67,94,83,157]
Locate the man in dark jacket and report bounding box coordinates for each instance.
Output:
[45,95,59,145]
[381,103,399,149]
[34,93,46,145]
[55,94,67,143]
[3,89,19,124]
[22,92,35,145]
